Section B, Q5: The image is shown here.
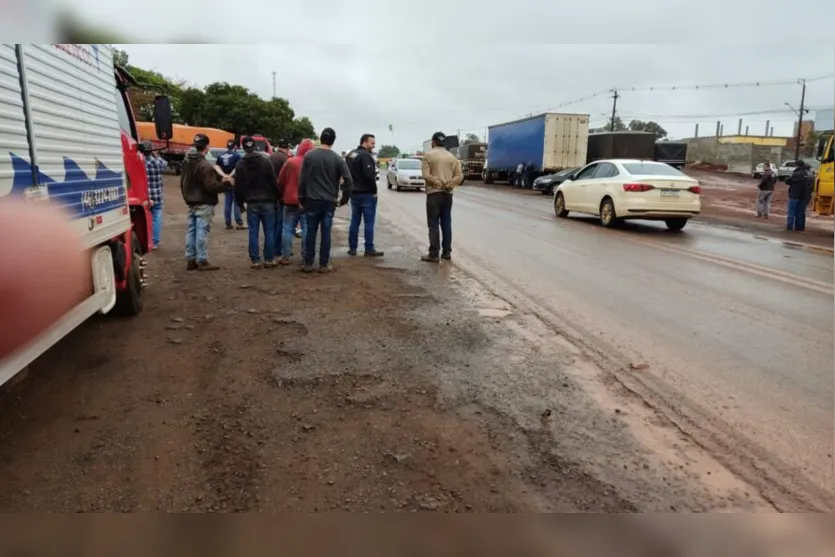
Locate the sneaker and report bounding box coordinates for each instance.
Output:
[318,265,334,274]
[152,244,160,251]
[421,254,440,263]
[364,250,385,257]
[441,253,451,260]
[279,258,293,266]
[302,265,314,273]
[235,224,247,230]
[347,250,357,256]
[226,224,234,230]
[197,261,220,271]
[264,260,278,268]
[251,262,263,270]
[186,259,199,271]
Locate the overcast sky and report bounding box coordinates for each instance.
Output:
[51,0,835,152]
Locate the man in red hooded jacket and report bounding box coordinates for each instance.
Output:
[277,139,315,264]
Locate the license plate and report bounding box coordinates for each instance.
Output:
[660,190,679,198]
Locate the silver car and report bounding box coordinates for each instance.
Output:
[386,158,425,191]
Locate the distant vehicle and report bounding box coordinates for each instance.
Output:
[653,141,687,170]
[483,113,589,185]
[777,160,799,181]
[386,158,425,191]
[553,159,701,231]
[532,167,579,195]
[587,131,656,163]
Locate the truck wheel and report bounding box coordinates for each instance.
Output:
[599,198,619,228]
[554,193,569,218]
[484,171,494,185]
[114,232,144,316]
[665,218,688,232]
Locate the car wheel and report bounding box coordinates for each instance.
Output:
[599,197,619,228]
[554,192,569,218]
[395,182,401,192]
[665,218,688,232]
[387,177,392,190]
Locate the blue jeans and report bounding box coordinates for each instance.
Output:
[185,204,214,262]
[282,205,307,259]
[246,202,277,263]
[224,192,242,226]
[786,198,807,231]
[304,200,335,267]
[150,202,163,247]
[349,193,378,252]
[426,192,453,256]
[274,201,285,256]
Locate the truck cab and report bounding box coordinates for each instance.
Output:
[814,134,834,215]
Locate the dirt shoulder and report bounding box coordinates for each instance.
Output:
[0,177,630,512]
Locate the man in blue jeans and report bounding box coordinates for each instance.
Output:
[298,127,353,273]
[181,133,227,271]
[142,142,168,249]
[216,140,244,230]
[346,133,384,257]
[235,136,279,268]
[420,131,464,262]
[785,161,814,232]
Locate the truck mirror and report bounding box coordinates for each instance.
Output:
[153,95,174,141]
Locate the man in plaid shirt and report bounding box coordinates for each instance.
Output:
[143,143,168,249]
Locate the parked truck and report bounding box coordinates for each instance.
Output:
[482,113,589,185]
[455,142,487,179]
[137,122,234,175]
[653,140,688,170]
[813,133,834,216]
[0,43,173,387]
[586,131,656,163]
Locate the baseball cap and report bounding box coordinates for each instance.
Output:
[193,133,210,149]
[227,139,236,149]
[241,136,256,151]
[320,127,336,146]
[432,131,447,144]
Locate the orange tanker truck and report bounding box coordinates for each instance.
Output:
[137,122,234,174]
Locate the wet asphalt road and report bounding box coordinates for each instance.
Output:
[377,178,834,510]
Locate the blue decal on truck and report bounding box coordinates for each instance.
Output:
[7,152,126,216]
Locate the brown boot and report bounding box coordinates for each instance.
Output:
[197,260,220,271]
[186,259,198,271]
[421,254,440,263]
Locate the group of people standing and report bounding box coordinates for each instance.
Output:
[159,126,463,273]
[755,160,816,232]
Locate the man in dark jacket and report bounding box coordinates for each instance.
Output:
[235,136,279,268]
[269,140,291,254]
[785,161,813,231]
[181,133,228,270]
[755,162,777,218]
[298,127,353,273]
[346,133,384,257]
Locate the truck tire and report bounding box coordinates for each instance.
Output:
[114,232,144,316]
[484,171,494,185]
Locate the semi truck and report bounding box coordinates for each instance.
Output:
[653,140,688,170]
[454,142,487,179]
[0,43,173,387]
[586,131,656,163]
[813,133,834,215]
[482,113,589,185]
[137,122,233,174]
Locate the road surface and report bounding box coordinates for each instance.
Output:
[378,179,834,511]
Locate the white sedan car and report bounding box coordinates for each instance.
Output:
[386,158,425,191]
[553,159,701,231]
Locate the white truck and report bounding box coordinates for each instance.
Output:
[0,43,172,387]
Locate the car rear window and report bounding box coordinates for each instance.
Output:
[622,162,684,176]
[397,160,421,170]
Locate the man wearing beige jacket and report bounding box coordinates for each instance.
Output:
[421,131,464,262]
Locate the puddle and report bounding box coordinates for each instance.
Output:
[477,308,512,318]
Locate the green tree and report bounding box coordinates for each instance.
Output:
[286,117,316,145]
[590,116,626,133]
[628,119,668,139]
[112,48,129,67]
[378,145,400,158]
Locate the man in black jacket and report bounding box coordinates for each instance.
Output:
[755,162,777,218]
[785,161,814,231]
[181,133,228,271]
[235,136,279,268]
[346,134,384,257]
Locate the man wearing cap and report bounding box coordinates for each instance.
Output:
[420,131,463,262]
[142,141,168,250]
[181,133,229,271]
[346,133,384,258]
[298,127,353,273]
[235,136,280,268]
[216,139,244,230]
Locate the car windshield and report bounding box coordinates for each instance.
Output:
[397,160,421,170]
[622,162,684,176]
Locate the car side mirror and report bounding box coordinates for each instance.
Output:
[153,95,174,141]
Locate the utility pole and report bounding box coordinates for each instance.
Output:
[794,78,807,161]
[765,120,770,136]
[737,119,742,135]
[272,71,276,99]
[694,123,699,138]
[715,121,721,137]
[609,89,619,131]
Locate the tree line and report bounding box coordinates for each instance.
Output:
[113,49,316,146]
